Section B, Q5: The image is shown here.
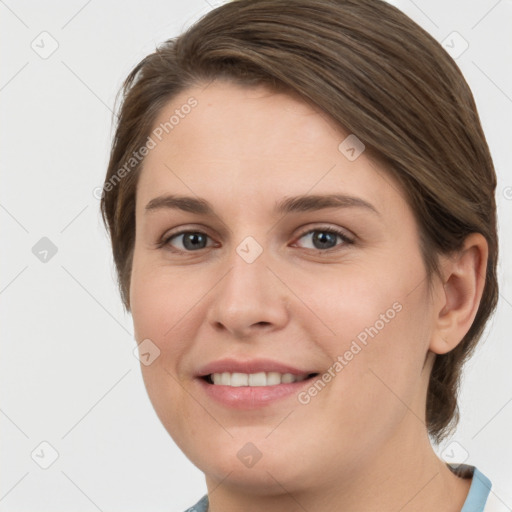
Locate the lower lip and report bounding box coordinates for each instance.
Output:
[196,376,316,409]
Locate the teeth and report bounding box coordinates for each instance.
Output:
[211,372,309,386]
[230,373,248,387]
[266,372,281,386]
[248,372,266,386]
[281,373,295,384]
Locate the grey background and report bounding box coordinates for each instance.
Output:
[1,0,511,510]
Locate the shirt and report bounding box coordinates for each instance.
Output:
[183,464,508,512]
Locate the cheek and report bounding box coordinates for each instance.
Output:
[341,293,430,428]
[309,261,431,418]
[130,264,188,401]
[130,259,195,347]
[302,264,406,354]
[130,266,201,446]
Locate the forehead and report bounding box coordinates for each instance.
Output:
[155,80,345,156]
[135,80,407,221]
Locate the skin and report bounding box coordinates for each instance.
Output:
[129,80,488,511]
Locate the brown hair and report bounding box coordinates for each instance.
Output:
[100,0,498,444]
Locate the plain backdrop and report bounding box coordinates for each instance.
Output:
[1,0,511,510]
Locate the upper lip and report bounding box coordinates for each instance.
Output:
[196,358,317,377]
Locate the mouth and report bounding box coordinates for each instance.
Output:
[200,371,320,386]
[195,358,322,408]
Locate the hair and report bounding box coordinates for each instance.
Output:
[100,0,498,444]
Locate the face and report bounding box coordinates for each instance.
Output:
[130,80,439,493]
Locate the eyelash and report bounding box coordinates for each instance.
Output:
[158,226,354,254]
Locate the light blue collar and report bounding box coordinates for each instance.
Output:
[448,463,492,511]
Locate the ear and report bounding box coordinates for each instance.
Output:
[429,233,488,355]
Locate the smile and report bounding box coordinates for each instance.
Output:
[206,371,317,386]
[195,358,321,408]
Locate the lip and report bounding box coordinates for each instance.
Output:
[196,357,315,377]
[196,377,317,409]
[195,358,319,410]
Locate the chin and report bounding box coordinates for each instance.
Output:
[182,434,314,493]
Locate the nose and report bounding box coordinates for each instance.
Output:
[206,247,290,339]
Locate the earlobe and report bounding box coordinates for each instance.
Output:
[429,233,488,355]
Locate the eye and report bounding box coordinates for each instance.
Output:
[158,226,354,254]
[161,230,214,252]
[293,226,354,251]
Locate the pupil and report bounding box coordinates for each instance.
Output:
[314,231,336,249]
[184,233,206,250]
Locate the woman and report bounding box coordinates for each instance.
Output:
[100,0,505,510]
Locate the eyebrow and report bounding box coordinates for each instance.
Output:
[144,193,380,216]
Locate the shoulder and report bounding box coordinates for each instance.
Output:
[449,464,511,512]
[183,494,209,512]
[468,466,512,512]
